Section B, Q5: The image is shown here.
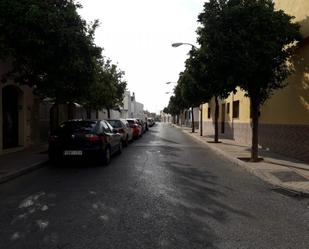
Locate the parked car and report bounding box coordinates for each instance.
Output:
[107,119,133,146]
[136,118,147,133]
[126,118,142,139]
[48,119,122,165]
[147,118,155,127]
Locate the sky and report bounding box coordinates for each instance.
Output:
[78,0,205,114]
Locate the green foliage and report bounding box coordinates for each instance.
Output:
[220,0,301,102]
[163,107,169,114]
[0,0,102,103]
[84,58,127,110]
[197,0,237,100]
[165,83,186,116]
[179,49,212,106]
[195,0,301,159]
[0,0,127,111]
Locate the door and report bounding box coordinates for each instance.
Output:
[221,103,225,134]
[102,121,117,153]
[106,121,120,152]
[2,86,20,149]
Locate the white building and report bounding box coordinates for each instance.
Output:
[119,91,131,119]
[130,92,144,119]
[119,91,144,119]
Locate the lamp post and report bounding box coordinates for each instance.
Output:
[166,81,177,85]
[172,43,197,49]
[172,42,203,136]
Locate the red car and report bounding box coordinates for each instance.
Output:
[126,119,142,139]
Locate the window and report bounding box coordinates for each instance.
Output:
[233,101,240,118]
[102,121,111,133]
[108,120,123,128]
[58,121,96,134]
[207,107,211,119]
[106,122,114,131]
[227,103,230,114]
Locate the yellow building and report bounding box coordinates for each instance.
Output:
[202,0,309,162]
[0,64,38,155]
[0,62,54,155]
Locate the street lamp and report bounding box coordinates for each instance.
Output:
[171,42,197,50]
[172,41,203,136]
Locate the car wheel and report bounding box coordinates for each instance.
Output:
[103,146,111,165]
[48,150,60,164]
[123,136,129,147]
[117,142,122,154]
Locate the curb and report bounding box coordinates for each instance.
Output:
[174,125,309,196]
[0,160,49,184]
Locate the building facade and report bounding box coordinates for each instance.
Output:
[0,61,47,155]
[201,0,309,162]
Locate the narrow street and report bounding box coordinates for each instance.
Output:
[0,123,308,249]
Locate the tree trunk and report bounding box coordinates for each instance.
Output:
[214,96,219,143]
[200,105,203,136]
[50,103,59,133]
[191,107,195,133]
[180,113,182,127]
[107,108,111,119]
[251,96,260,162]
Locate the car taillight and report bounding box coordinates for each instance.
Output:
[48,135,58,142]
[85,134,101,142]
[118,128,125,133]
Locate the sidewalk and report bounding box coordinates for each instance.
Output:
[0,144,49,184]
[173,124,309,195]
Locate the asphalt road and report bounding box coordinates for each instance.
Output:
[0,123,308,249]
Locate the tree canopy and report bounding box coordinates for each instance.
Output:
[0,0,126,111]
[195,0,301,159]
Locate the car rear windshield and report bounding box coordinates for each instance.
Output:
[56,121,97,134]
[108,120,123,128]
[127,120,135,125]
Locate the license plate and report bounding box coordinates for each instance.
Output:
[64,150,83,156]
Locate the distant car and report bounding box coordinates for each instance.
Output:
[48,120,122,165]
[126,119,142,139]
[147,118,155,127]
[107,119,133,146]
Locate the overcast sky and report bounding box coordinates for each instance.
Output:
[78,0,205,114]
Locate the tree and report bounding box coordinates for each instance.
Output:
[196,1,237,142]
[221,0,301,161]
[0,0,101,105]
[179,49,209,133]
[165,83,187,125]
[83,57,126,118]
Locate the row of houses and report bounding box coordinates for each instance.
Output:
[0,65,145,156]
[164,0,309,163]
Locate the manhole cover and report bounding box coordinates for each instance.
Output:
[272,171,308,182]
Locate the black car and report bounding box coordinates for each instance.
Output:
[48,120,122,165]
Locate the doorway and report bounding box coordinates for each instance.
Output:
[2,86,21,149]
